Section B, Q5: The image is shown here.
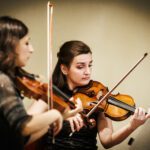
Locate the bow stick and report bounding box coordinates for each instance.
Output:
[86,53,148,118]
[47,1,55,144]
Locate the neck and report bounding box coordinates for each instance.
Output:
[67,80,76,91]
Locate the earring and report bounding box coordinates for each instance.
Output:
[62,71,67,75]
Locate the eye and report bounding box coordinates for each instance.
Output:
[77,66,84,69]
[89,63,93,68]
[26,38,31,46]
[26,42,29,45]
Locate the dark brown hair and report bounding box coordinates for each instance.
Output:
[0,16,28,75]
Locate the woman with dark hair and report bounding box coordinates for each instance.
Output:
[0,16,64,150]
[51,40,150,150]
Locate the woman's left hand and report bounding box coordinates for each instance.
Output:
[129,107,150,130]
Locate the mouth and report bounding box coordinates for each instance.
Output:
[27,56,30,60]
[82,77,90,80]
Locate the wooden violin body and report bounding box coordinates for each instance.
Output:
[15,68,76,115]
[15,68,77,150]
[74,80,136,121]
[15,68,136,122]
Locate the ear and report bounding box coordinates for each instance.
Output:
[60,64,68,75]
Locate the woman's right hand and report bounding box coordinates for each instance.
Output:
[63,97,83,119]
[66,113,84,133]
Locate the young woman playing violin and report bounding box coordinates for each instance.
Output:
[0,16,82,150]
[48,40,150,150]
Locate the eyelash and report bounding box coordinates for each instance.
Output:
[77,64,92,69]
[26,42,29,45]
[89,64,92,67]
[77,66,83,69]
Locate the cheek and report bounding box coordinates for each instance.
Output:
[16,54,26,67]
[18,53,23,61]
[71,70,82,77]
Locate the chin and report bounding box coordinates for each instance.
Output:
[80,79,90,86]
[18,64,26,68]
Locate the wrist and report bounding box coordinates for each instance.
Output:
[126,123,137,132]
[52,109,62,117]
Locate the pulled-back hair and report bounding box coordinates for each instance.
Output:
[0,16,28,74]
[53,40,92,89]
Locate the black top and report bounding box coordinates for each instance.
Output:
[0,71,32,150]
[41,84,98,150]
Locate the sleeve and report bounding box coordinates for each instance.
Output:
[0,73,32,134]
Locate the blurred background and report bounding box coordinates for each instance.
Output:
[0,0,149,149]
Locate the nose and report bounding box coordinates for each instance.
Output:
[29,45,34,53]
[84,66,91,75]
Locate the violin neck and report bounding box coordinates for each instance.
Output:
[108,97,135,113]
[15,67,38,79]
[53,85,75,108]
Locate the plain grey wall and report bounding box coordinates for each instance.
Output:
[0,0,150,150]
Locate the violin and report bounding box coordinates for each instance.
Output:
[15,69,135,122]
[15,53,148,123]
[15,52,148,150]
[74,80,136,121]
[15,68,81,150]
[15,68,76,117]
[15,68,96,126]
[73,53,148,121]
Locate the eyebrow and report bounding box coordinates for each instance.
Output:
[76,60,93,65]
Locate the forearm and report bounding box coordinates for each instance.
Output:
[27,99,48,115]
[108,107,150,148]
[99,123,136,149]
[99,107,150,149]
[22,109,61,136]
[109,123,135,147]
[98,112,137,149]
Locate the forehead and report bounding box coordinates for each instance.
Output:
[20,34,30,41]
[72,53,92,64]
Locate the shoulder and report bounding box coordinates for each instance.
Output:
[0,71,15,95]
[0,71,13,87]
